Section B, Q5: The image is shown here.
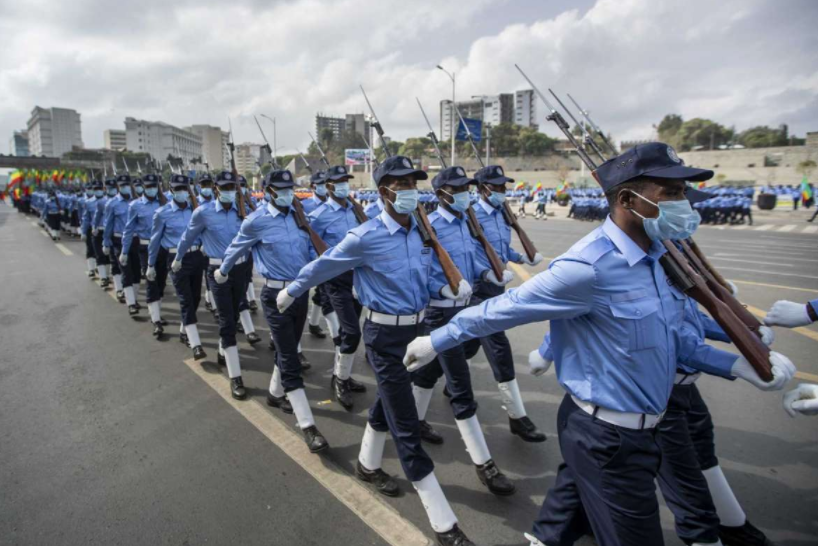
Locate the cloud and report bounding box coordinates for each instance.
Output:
[1,0,816,156]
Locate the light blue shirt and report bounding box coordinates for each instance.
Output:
[147,200,198,267]
[308,197,360,248]
[122,196,161,253]
[288,211,436,315]
[364,197,384,219]
[431,217,736,415]
[221,203,315,280]
[427,206,489,297]
[177,200,243,260]
[103,195,132,247]
[81,196,97,231]
[300,194,327,215]
[93,196,110,229]
[474,198,522,264]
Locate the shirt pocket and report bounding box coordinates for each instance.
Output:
[371,255,403,274]
[609,295,660,352]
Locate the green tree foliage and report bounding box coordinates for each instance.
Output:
[674,118,734,151]
[737,124,795,148]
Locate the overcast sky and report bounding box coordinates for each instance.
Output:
[2,0,817,154]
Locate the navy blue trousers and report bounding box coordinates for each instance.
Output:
[208,261,250,348]
[93,231,112,268]
[313,284,334,316]
[412,306,478,420]
[325,271,362,354]
[144,247,168,304]
[462,281,516,383]
[170,250,205,326]
[532,394,664,546]
[84,226,95,259]
[364,319,434,483]
[112,236,141,289]
[261,284,309,392]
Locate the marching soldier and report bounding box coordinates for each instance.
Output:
[147,174,207,360]
[80,181,100,278]
[197,173,219,317]
[277,155,476,546]
[238,175,260,313]
[300,170,334,340]
[93,178,118,290]
[218,169,329,452]
[104,174,142,315]
[41,187,61,240]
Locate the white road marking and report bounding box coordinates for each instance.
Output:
[777,224,797,232]
[803,226,818,234]
[714,253,818,264]
[732,280,818,294]
[753,225,774,231]
[39,230,50,238]
[713,266,818,280]
[707,256,793,267]
[55,243,73,256]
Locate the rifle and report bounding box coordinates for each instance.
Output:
[453,102,539,262]
[416,97,505,281]
[548,88,606,164]
[515,63,772,381]
[567,93,618,156]
[308,131,367,223]
[227,117,247,219]
[122,156,130,176]
[361,85,464,294]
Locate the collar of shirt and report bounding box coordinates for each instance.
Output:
[436,206,460,224]
[379,209,416,235]
[600,216,665,267]
[170,200,189,213]
[266,202,286,218]
[213,199,237,214]
[478,198,497,216]
[327,197,347,211]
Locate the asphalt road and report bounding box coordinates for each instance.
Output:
[1,201,817,546]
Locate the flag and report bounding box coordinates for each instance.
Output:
[801,176,812,202]
[455,118,482,142]
[9,170,23,188]
[534,182,543,192]
[515,182,525,190]
[698,181,706,189]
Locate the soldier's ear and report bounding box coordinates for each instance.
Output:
[617,188,634,210]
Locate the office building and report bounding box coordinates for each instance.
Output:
[26,107,83,157]
[124,117,202,164]
[9,130,29,156]
[185,124,229,170]
[103,129,127,151]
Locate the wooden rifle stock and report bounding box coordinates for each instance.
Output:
[347,196,368,224]
[501,201,537,262]
[687,238,731,290]
[661,242,772,382]
[291,198,329,255]
[413,205,463,294]
[465,207,505,281]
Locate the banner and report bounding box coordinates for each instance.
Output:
[456,118,482,142]
[345,148,372,166]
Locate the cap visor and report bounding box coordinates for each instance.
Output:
[328,174,355,181]
[647,165,714,182]
[685,187,710,204]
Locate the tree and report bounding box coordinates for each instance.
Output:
[399,137,431,160]
[657,114,683,143]
[738,125,789,148]
[518,127,557,156]
[488,123,522,156]
[674,118,734,151]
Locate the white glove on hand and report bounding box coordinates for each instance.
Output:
[145,266,156,281]
[214,268,228,284]
[759,325,775,347]
[402,336,437,372]
[764,300,813,328]
[521,252,543,266]
[783,383,818,417]
[440,279,472,303]
[102,246,110,256]
[276,288,295,313]
[92,228,99,236]
[528,349,552,377]
[485,269,514,287]
[727,280,739,297]
[171,259,183,273]
[731,351,796,391]
[119,253,128,266]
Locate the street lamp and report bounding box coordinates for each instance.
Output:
[472,95,492,165]
[436,65,456,166]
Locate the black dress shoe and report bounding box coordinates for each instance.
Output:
[266,393,293,414]
[355,461,399,497]
[331,375,354,411]
[475,459,516,496]
[179,333,189,347]
[205,301,214,312]
[246,331,261,345]
[231,377,247,400]
[298,352,312,372]
[133,302,142,310]
[116,291,125,303]
[719,520,777,546]
[308,323,327,339]
[100,278,109,288]
[128,304,139,316]
[302,425,329,453]
[217,352,226,367]
[87,270,96,278]
[158,318,168,326]
[436,524,475,546]
[249,300,258,312]
[152,322,164,337]
[509,416,547,443]
[347,376,367,393]
[192,345,207,360]
[419,420,444,445]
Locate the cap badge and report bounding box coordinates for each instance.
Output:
[402,158,411,168]
[456,167,464,176]
[283,172,290,180]
[495,167,503,175]
[667,146,681,164]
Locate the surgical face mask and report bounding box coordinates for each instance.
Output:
[134,186,144,195]
[241,187,248,195]
[272,188,294,208]
[218,190,236,204]
[107,188,118,197]
[263,192,272,203]
[86,191,94,198]
[442,189,470,213]
[331,182,349,199]
[628,191,700,241]
[119,186,131,196]
[385,188,419,214]
[314,184,327,197]
[95,190,104,198]
[144,187,159,198]
[173,190,189,203]
[487,190,506,207]
[199,187,213,198]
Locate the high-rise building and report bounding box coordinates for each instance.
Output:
[439,91,536,140]
[124,117,202,164]
[315,113,372,142]
[234,143,268,175]
[103,129,127,151]
[185,124,229,170]
[9,130,29,156]
[440,99,483,141]
[26,107,83,157]
[514,89,538,129]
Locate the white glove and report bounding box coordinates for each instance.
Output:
[145,266,156,281]
[92,227,98,236]
[758,325,775,347]
[731,351,796,391]
[214,268,228,284]
[102,246,110,256]
[171,259,183,273]
[521,252,543,266]
[119,253,128,266]
[276,288,295,313]
[528,349,552,377]
[727,280,739,297]
[352,285,359,300]
[81,233,86,241]
[402,336,437,372]
[485,269,514,287]
[783,383,818,417]
[440,279,472,303]
[764,300,813,328]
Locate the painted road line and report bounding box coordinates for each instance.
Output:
[745,304,818,344]
[712,267,818,280]
[803,226,818,234]
[55,243,73,256]
[754,225,775,231]
[707,257,793,267]
[777,225,797,232]
[182,358,432,546]
[795,371,818,382]
[30,221,39,227]
[40,230,50,238]
[714,253,818,264]
[731,280,818,294]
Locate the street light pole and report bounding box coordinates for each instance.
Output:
[437,65,456,166]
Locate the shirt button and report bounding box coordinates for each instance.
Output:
[636,310,642,316]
